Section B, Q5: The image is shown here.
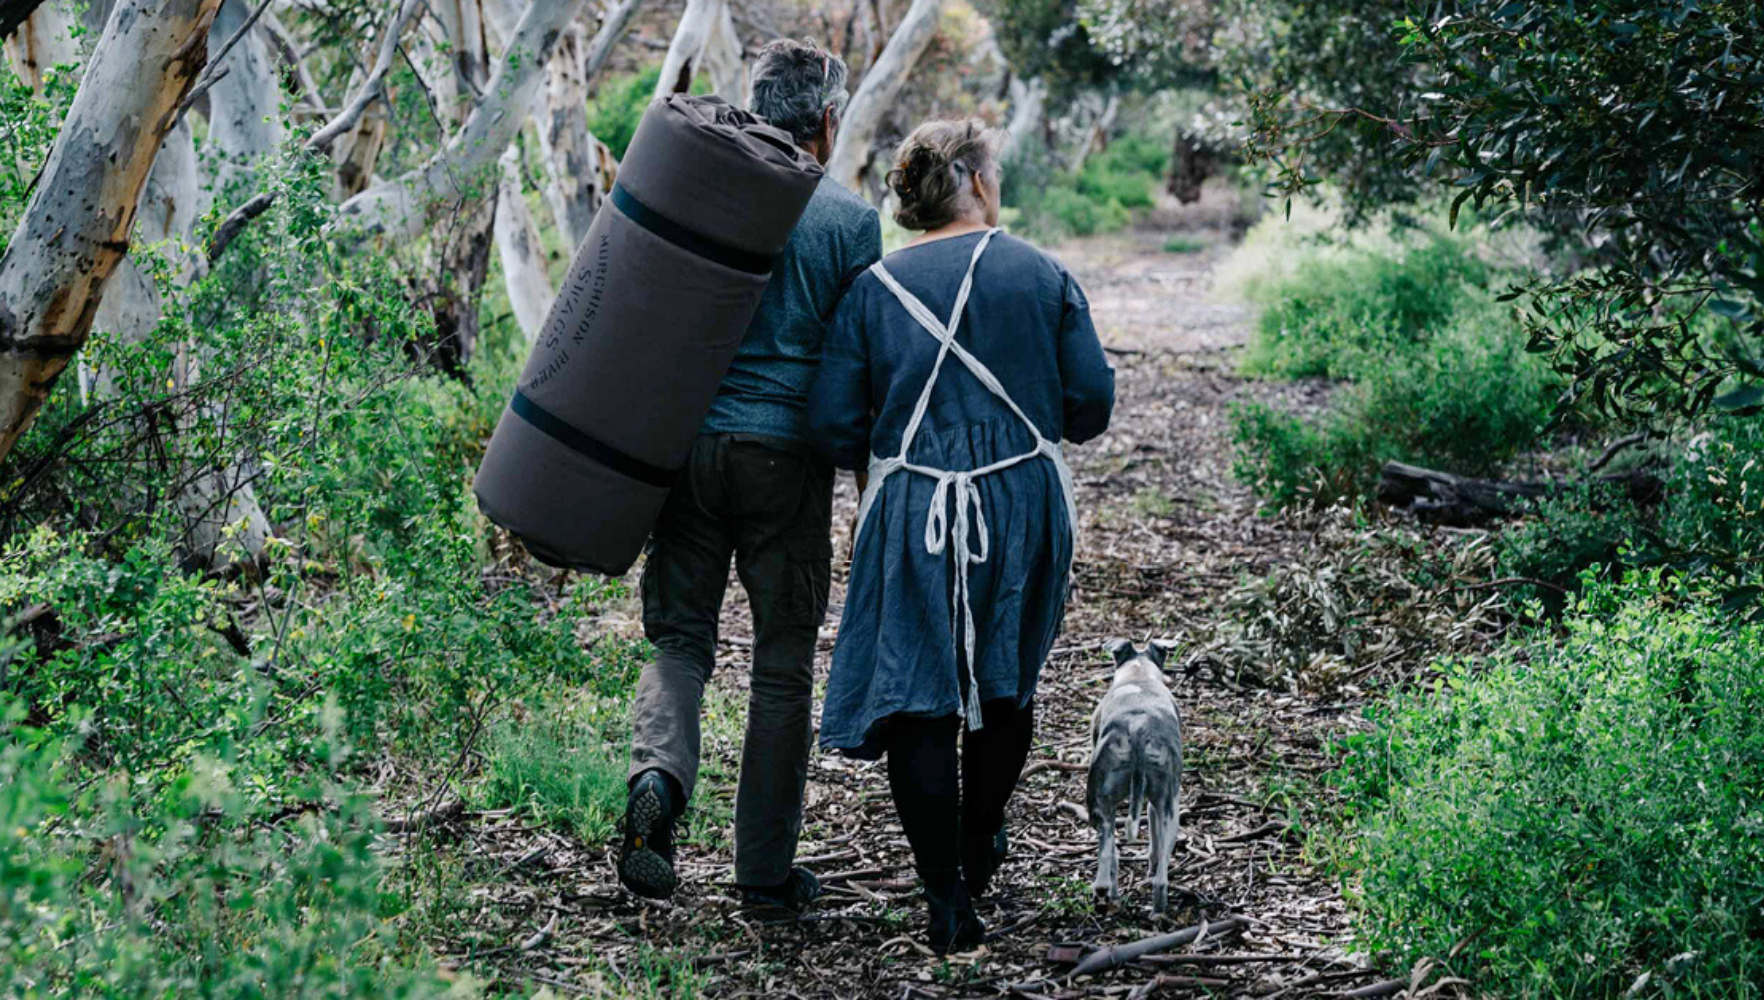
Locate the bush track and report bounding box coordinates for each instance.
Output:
[413,186,1412,998]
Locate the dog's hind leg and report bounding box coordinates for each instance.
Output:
[1148,792,1176,913]
[1091,807,1118,904]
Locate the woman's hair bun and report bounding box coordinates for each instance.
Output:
[885,119,999,231]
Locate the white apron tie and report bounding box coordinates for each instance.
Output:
[853,230,1078,730]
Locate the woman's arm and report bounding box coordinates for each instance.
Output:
[807,287,875,471]
[1056,273,1116,444]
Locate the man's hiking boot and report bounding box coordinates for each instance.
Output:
[962,826,1009,898]
[737,867,821,913]
[924,873,986,955]
[618,770,681,900]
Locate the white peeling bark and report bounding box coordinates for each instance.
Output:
[653,0,743,104]
[536,20,603,248]
[335,0,592,243]
[0,0,224,466]
[3,0,81,92]
[1002,75,1046,164]
[827,0,944,191]
[1068,93,1120,175]
[494,149,555,341]
[483,0,637,249]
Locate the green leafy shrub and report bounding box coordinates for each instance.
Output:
[1041,186,1130,238]
[1004,131,1166,241]
[1494,481,1651,610]
[1233,306,1553,509]
[1495,417,1764,610]
[1333,573,1764,995]
[0,704,467,997]
[1075,134,1168,209]
[1243,234,1493,380]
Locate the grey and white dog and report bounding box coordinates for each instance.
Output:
[1087,638,1184,912]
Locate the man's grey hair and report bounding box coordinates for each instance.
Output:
[748,40,850,145]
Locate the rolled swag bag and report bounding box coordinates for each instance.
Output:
[474,94,824,575]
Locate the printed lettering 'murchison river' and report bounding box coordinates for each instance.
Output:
[525,234,612,393]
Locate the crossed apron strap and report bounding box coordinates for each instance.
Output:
[854,229,1077,730]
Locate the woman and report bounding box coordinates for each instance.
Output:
[806,119,1115,952]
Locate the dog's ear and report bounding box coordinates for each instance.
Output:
[1146,638,1179,668]
[1103,638,1136,665]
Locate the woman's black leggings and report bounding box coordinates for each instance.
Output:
[884,698,1035,884]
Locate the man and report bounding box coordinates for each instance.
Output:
[618,40,882,911]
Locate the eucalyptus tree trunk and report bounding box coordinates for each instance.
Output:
[494,148,555,340]
[536,20,605,248]
[1002,74,1047,164]
[203,0,284,207]
[482,0,642,249]
[3,0,79,90]
[654,0,743,104]
[827,0,944,191]
[417,0,497,376]
[0,0,224,467]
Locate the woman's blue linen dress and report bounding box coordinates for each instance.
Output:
[805,230,1115,759]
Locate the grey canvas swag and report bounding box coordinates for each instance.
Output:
[474,95,825,575]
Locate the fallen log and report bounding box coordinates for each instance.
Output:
[1071,917,1249,977]
[1376,461,1662,527]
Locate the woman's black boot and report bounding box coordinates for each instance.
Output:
[961,827,1009,898]
[923,871,986,955]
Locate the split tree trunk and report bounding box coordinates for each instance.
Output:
[1068,93,1120,175]
[418,0,497,376]
[0,0,224,467]
[827,0,944,191]
[653,0,742,104]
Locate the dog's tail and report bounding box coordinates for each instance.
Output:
[1128,769,1146,840]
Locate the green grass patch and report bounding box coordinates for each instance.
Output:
[1232,298,1554,509]
[482,701,630,843]
[1163,234,1207,254]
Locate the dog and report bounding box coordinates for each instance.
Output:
[1087,638,1184,912]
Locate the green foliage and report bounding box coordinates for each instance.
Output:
[586,65,712,161]
[0,118,628,991]
[1496,417,1764,609]
[0,61,77,254]
[972,0,1118,94]
[0,704,468,997]
[1162,235,1206,254]
[1234,294,1553,509]
[1038,187,1131,238]
[1006,132,1168,241]
[1495,481,1651,611]
[1333,573,1764,995]
[1243,0,1764,423]
[1243,233,1492,379]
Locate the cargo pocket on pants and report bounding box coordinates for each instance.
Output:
[786,532,833,627]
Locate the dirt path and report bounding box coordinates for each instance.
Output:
[462,186,1387,998]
